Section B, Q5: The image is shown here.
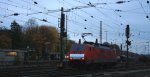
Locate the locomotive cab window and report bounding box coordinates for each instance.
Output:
[70,44,85,51]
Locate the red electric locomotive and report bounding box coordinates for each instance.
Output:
[66,40,118,67]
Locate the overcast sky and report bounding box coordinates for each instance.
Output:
[0,0,150,54]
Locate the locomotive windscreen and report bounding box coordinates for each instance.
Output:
[70,44,85,51]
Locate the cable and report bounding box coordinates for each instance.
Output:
[61,0,121,33]
[0,1,39,12]
[71,0,124,27]
[55,0,131,44]
[0,7,57,26]
[56,1,102,35]
[0,0,149,49]
[70,0,126,39]
[0,0,62,26]
[138,0,150,21]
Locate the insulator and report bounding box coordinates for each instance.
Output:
[147,1,149,4]
[0,21,3,23]
[42,19,47,22]
[115,9,122,12]
[34,1,38,4]
[116,1,125,4]
[13,13,19,16]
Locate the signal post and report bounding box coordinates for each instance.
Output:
[59,7,67,68]
[125,25,131,67]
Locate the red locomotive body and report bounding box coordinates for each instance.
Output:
[66,42,118,66]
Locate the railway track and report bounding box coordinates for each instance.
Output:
[0,65,56,77]
[0,63,150,77]
[20,67,90,77]
[20,64,150,77]
[63,69,150,77]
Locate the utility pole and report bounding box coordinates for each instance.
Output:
[120,44,122,51]
[146,42,149,55]
[148,42,149,55]
[100,21,102,44]
[59,7,65,68]
[105,31,108,42]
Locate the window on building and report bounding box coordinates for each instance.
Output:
[5,51,17,56]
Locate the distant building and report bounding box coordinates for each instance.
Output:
[0,49,27,65]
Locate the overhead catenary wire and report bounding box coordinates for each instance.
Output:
[69,0,128,40]
[0,0,150,53]
[138,0,150,21]
[0,1,40,12]
[56,0,103,34]
[26,0,150,42]
[60,0,122,34]
[0,0,62,26]
[1,0,148,33]
[0,2,97,35]
[9,0,121,34]
[0,8,57,26]
[71,0,129,31]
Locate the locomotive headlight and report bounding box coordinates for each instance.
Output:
[81,57,85,60]
[65,55,69,59]
[70,57,73,60]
